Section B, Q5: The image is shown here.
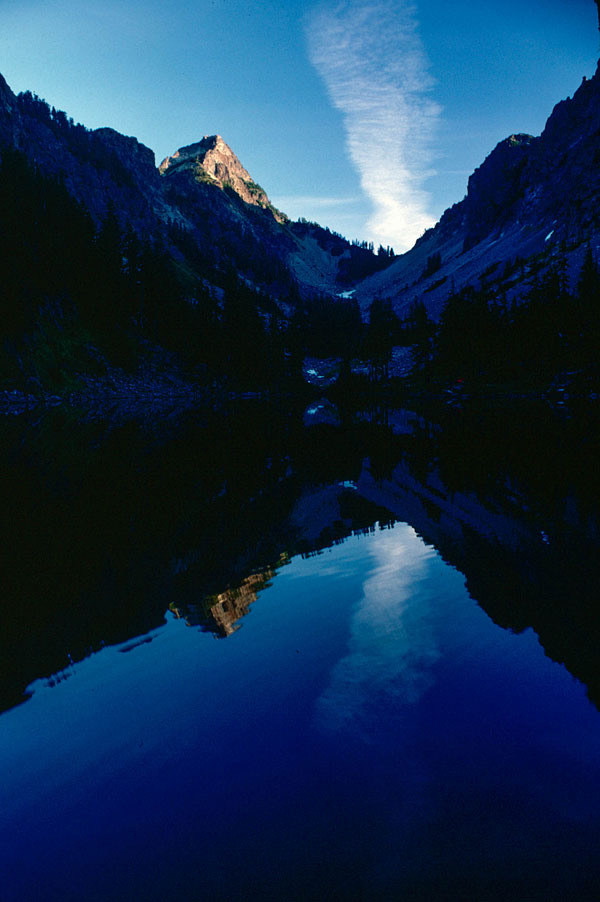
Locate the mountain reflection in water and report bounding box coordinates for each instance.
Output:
[169,560,285,637]
[0,398,599,712]
[1,399,600,899]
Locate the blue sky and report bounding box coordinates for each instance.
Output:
[0,0,598,250]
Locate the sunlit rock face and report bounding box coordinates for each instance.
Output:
[159,134,285,221]
[170,565,280,638]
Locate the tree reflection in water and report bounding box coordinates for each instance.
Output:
[0,397,599,712]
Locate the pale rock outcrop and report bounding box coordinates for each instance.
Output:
[159,134,285,221]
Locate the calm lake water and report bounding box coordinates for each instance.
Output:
[1,400,599,900]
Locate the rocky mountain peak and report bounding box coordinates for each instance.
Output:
[159,134,285,220]
[158,134,233,177]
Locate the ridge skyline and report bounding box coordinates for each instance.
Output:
[0,0,596,250]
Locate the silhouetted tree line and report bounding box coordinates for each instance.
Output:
[293,220,396,259]
[166,188,298,300]
[17,91,136,189]
[348,249,600,391]
[8,142,596,396]
[0,148,190,370]
[288,293,362,361]
[409,250,600,388]
[288,294,405,384]
[421,251,442,279]
[0,149,298,389]
[291,220,395,286]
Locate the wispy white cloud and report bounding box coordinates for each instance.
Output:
[305,0,441,251]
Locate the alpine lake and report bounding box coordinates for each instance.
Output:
[1,395,600,901]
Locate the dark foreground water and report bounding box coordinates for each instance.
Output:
[1,400,599,900]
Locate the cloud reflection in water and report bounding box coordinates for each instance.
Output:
[315,524,442,740]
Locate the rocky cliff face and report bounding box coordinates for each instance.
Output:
[354,62,600,318]
[463,133,535,249]
[159,134,285,221]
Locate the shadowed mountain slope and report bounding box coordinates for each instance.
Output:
[354,63,600,319]
[0,75,391,301]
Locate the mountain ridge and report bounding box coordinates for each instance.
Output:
[0,74,392,302]
[354,61,600,318]
[3,62,597,317]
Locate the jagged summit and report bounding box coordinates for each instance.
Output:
[159,134,285,220]
[159,134,239,178]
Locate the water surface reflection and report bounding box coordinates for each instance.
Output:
[315,524,442,737]
[1,399,600,713]
[1,507,600,900]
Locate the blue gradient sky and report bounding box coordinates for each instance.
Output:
[0,0,597,249]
